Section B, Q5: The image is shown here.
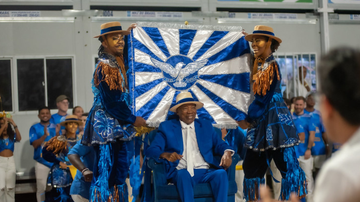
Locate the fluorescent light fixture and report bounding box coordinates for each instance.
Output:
[217,18,317,25]
[92,16,203,23]
[192,11,229,18]
[329,19,360,24]
[62,9,101,17]
[0,17,74,23]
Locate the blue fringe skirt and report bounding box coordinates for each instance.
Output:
[245,100,299,151]
[243,147,307,201]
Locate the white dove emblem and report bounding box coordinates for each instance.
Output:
[150,58,208,87]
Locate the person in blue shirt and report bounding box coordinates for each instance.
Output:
[50,95,70,135]
[68,141,95,202]
[29,107,58,202]
[0,115,21,202]
[292,96,316,202]
[72,106,84,120]
[304,93,328,178]
[75,113,88,146]
[221,127,246,202]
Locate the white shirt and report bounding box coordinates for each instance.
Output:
[176,120,210,170]
[314,127,360,202]
[288,79,310,98]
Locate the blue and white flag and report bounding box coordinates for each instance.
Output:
[128,22,251,128]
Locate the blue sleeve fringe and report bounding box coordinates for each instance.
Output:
[91,144,113,201]
[90,144,129,202]
[54,187,72,202]
[280,147,307,200]
[130,155,144,202]
[243,177,265,201]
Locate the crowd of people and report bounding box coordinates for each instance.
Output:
[0,21,359,202]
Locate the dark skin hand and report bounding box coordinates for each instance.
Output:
[32,125,49,149]
[133,116,147,127]
[220,151,232,170]
[237,120,250,129]
[160,152,183,162]
[160,151,232,170]
[68,154,93,182]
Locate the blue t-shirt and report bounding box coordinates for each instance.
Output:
[29,123,57,168]
[304,109,326,156]
[68,141,95,200]
[50,113,68,135]
[50,113,67,125]
[292,112,316,157]
[0,133,17,153]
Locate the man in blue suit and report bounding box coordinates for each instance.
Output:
[146,92,234,202]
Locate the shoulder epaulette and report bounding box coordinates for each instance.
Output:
[252,60,280,96]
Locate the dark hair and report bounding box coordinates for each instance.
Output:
[306,92,315,99]
[38,106,50,114]
[98,36,105,57]
[72,106,83,114]
[264,36,280,53]
[0,118,15,141]
[82,113,89,117]
[299,66,307,72]
[290,97,296,104]
[318,47,360,125]
[294,96,306,103]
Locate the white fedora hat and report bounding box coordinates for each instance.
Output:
[169,92,204,112]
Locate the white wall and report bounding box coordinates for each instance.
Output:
[329,24,360,48]
[208,13,322,55]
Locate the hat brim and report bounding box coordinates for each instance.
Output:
[56,96,70,103]
[60,120,83,126]
[169,101,204,112]
[245,33,282,44]
[94,30,130,38]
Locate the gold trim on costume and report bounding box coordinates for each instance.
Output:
[252,59,280,96]
[45,136,68,155]
[94,56,128,92]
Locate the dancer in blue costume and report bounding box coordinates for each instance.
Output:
[238,25,307,201]
[42,115,82,202]
[80,21,146,202]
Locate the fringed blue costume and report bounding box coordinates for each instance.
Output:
[42,135,78,202]
[82,52,136,202]
[243,55,307,201]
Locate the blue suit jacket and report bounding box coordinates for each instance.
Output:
[146,118,232,180]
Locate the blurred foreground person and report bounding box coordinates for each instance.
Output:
[260,47,360,202]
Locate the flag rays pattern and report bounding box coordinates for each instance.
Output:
[128,23,252,128]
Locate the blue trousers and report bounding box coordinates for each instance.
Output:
[171,169,228,202]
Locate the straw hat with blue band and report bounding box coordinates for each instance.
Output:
[60,115,83,126]
[170,92,204,112]
[94,21,130,38]
[245,25,282,44]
